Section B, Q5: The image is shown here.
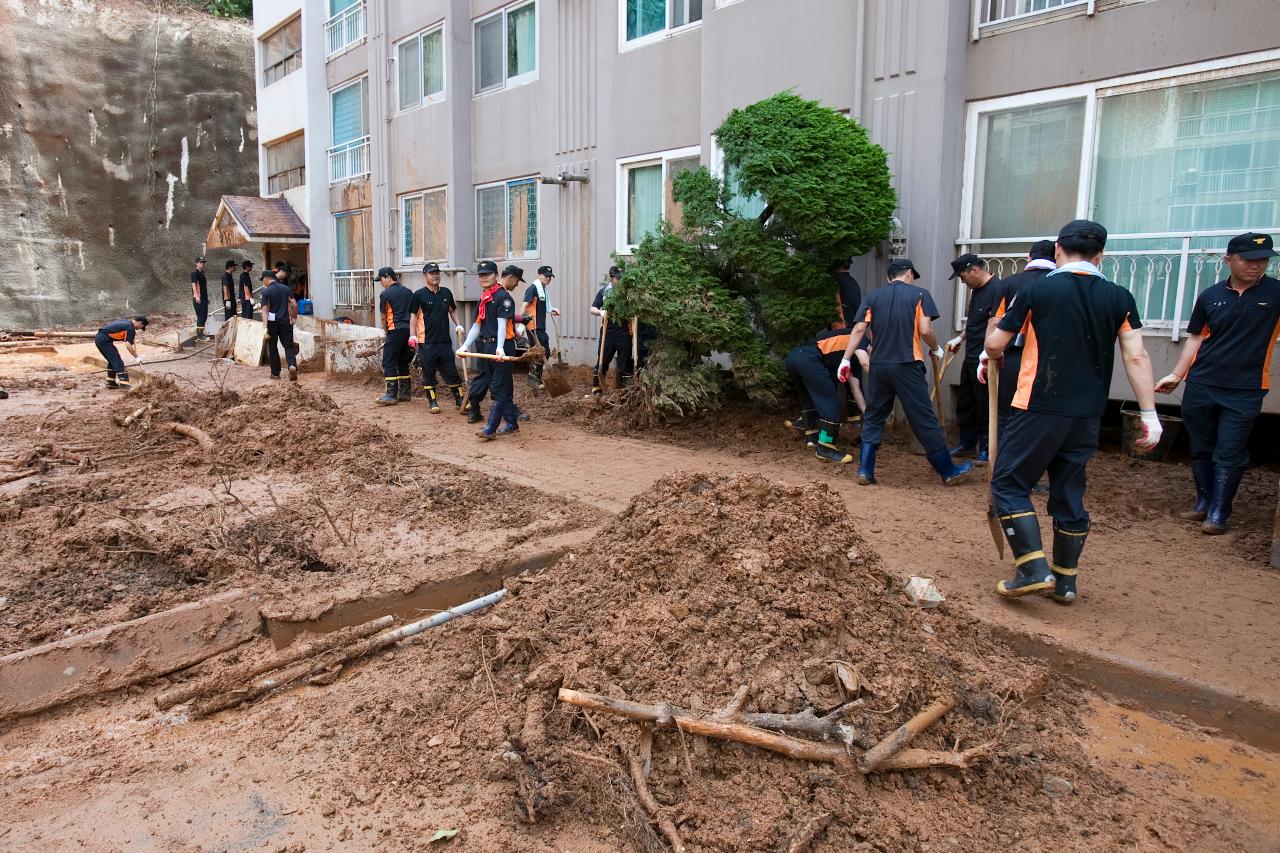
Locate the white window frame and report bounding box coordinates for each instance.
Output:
[616,145,701,255]
[473,1,539,97]
[971,0,1091,38]
[399,186,449,266]
[619,0,704,53]
[475,176,540,261]
[260,14,302,87]
[394,22,447,113]
[714,0,749,7]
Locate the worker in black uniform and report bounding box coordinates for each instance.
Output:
[411,262,465,413]
[987,220,1161,603]
[838,259,974,487]
[945,253,1002,462]
[977,240,1056,434]
[834,261,862,327]
[1156,232,1280,535]
[590,266,633,394]
[376,267,414,405]
[476,265,530,439]
[259,270,298,381]
[522,265,559,388]
[190,257,210,341]
[785,326,864,463]
[238,260,256,319]
[459,260,503,424]
[220,261,236,324]
[94,316,148,390]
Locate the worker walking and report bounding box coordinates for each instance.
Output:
[946,253,1001,462]
[190,257,210,341]
[1156,232,1279,535]
[259,270,298,382]
[459,261,503,424]
[94,316,148,390]
[838,259,974,487]
[375,267,414,405]
[986,220,1161,603]
[785,326,865,463]
[411,263,466,413]
[238,260,255,319]
[590,266,633,395]
[522,265,560,389]
[478,265,529,439]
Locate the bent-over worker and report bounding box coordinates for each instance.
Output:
[785,326,866,464]
[94,316,149,390]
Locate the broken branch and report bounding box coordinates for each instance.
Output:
[160,422,215,453]
[856,695,955,773]
[0,469,38,485]
[625,750,686,853]
[875,743,990,771]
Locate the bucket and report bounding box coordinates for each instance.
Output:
[1120,407,1181,461]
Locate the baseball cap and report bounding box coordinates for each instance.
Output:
[422,262,441,273]
[376,266,397,280]
[947,253,984,279]
[476,260,499,274]
[1058,219,1108,245]
[501,264,525,281]
[1227,232,1277,260]
[608,265,623,278]
[537,265,555,277]
[887,259,921,280]
[260,270,274,281]
[1029,240,1056,261]
[195,257,206,263]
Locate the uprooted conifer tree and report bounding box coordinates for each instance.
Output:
[607,91,896,422]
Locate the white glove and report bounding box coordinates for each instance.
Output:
[837,358,852,383]
[455,347,466,356]
[946,335,963,353]
[515,323,526,336]
[977,351,989,384]
[224,300,232,309]
[455,324,464,335]
[1135,409,1163,451]
[599,309,608,319]
[550,308,560,317]
[931,345,945,360]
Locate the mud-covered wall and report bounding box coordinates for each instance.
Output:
[0,0,257,328]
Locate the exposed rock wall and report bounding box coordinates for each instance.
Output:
[0,0,257,328]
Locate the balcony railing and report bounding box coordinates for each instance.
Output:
[333,269,376,309]
[975,0,1088,29]
[328,136,370,185]
[325,2,366,58]
[956,229,1280,340]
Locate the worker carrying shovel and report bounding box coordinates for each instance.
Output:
[94,316,148,390]
[522,265,559,390]
[589,266,633,395]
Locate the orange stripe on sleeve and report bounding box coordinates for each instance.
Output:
[912,302,923,362]
[1261,317,1280,391]
[1012,312,1037,410]
[815,335,851,355]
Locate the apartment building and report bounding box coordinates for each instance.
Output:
[240,0,1280,407]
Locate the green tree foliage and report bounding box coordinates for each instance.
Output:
[204,0,252,18]
[611,91,895,419]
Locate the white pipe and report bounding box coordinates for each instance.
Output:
[387,589,507,643]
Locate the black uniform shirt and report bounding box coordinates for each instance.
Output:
[480,287,517,340]
[220,271,235,302]
[962,277,1002,363]
[412,285,457,344]
[835,271,862,326]
[378,282,414,332]
[998,269,1142,418]
[261,281,293,325]
[97,319,135,343]
[238,271,253,302]
[592,285,629,335]
[993,266,1053,353]
[1186,276,1280,391]
[191,268,208,302]
[854,281,940,365]
[523,283,548,329]
[812,326,868,378]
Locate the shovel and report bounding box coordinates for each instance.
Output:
[986,366,1005,559]
[542,315,573,397]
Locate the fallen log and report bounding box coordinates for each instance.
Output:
[0,469,38,485]
[855,695,955,773]
[160,422,215,453]
[875,744,990,771]
[625,750,686,853]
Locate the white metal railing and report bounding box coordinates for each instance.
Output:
[327,135,370,185]
[956,230,1280,341]
[325,2,366,58]
[974,0,1089,31]
[333,269,376,309]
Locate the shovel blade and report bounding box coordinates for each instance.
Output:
[987,504,1005,559]
[543,365,573,397]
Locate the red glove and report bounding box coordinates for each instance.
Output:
[408,336,418,349]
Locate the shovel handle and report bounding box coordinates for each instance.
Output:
[457,350,513,362]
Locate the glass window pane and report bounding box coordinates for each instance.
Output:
[424,190,448,259]
[335,213,353,269]
[726,165,767,220]
[329,0,358,16]
[423,29,444,97]
[664,155,700,228]
[672,0,702,27]
[508,179,538,256]
[477,186,507,259]
[507,4,536,79]
[627,163,663,245]
[398,38,421,110]
[627,0,666,41]
[475,16,504,92]
[330,81,367,145]
[403,195,423,261]
[978,99,1084,238]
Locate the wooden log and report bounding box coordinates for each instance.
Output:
[625,750,686,853]
[855,695,955,773]
[875,744,990,771]
[161,422,215,453]
[0,469,37,485]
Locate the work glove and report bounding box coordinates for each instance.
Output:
[946,335,963,354]
[837,358,852,383]
[515,323,526,337]
[550,308,560,317]
[455,347,466,356]
[931,345,945,361]
[408,336,418,349]
[1154,373,1183,394]
[977,351,989,384]
[455,324,465,335]
[1135,409,1163,451]
[224,300,232,310]
[599,309,608,320]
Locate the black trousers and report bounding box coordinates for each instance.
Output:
[991,408,1098,528]
[467,337,497,407]
[785,346,842,424]
[240,299,254,320]
[484,341,519,431]
[1180,380,1265,473]
[94,336,125,377]
[193,299,209,330]
[382,328,412,379]
[996,349,1021,436]
[419,341,461,388]
[955,358,988,447]
[266,321,297,376]
[594,331,633,388]
[530,328,550,379]
[860,362,947,455]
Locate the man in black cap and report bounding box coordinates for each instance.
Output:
[522,265,560,388]
[837,260,974,487]
[1156,231,1280,535]
[478,264,530,439]
[834,260,862,327]
[459,260,504,424]
[238,260,256,319]
[590,266,633,395]
[220,261,237,324]
[986,219,1161,603]
[94,316,148,390]
[945,253,1001,462]
[375,267,414,405]
[259,269,298,382]
[190,257,210,340]
[411,263,465,413]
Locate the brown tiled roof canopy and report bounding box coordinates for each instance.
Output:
[222,195,309,240]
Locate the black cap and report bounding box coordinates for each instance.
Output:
[476,260,499,274]
[501,264,525,281]
[1058,219,1108,244]
[242,259,254,268]
[376,266,397,280]
[195,257,206,264]
[422,262,441,273]
[537,265,555,277]
[225,260,236,269]
[1029,240,1057,261]
[608,265,623,278]
[1227,232,1277,260]
[947,253,984,279]
[260,270,275,281]
[886,259,921,280]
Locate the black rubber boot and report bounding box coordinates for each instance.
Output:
[116,371,131,390]
[857,443,877,485]
[376,379,398,406]
[450,385,464,409]
[1202,468,1244,535]
[397,378,411,402]
[467,404,484,424]
[427,388,441,414]
[1178,459,1214,521]
[926,449,975,486]
[995,512,1055,598]
[814,420,853,464]
[105,373,119,389]
[1051,523,1088,605]
[949,441,977,458]
[785,409,819,447]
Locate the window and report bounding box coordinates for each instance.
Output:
[325,0,366,58]
[617,147,700,253]
[397,25,445,111]
[474,2,537,95]
[334,210,372,270]
[264,134,305,194]
[401,188,448,264]
[712,145,768,220]
[977,0,1083,28]
[329,77,370,183]
[623,0,702,48]
[262,15,302,86]
[475,178,539,260]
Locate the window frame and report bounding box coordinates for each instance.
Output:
[474,176,541,261]
[399,186,449,266]
[263,131,306,195]
[333,209,372,271]
[394,21,447,113]
[619,0,704,53]
[615,145,701,255]
[260,14,303,87]
[473,0,539,97]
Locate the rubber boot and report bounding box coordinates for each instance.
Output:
[927,449,975,486]
[397,378,411,402]
[949,440,977,458]
[784,409,819,448]
[427,388,441,414]
[376,379,398,406]
[1202,468,1244,535]
[1178,459,1214,521]
[1050,523,1088,605]
[116,371,131,390]
[995,512,1055,597]
[856,443,877,485]
[814,420,853,464]
[974,439,989,465]
[105,373,119,389]
[450,384,464,409]
[195,325,206,340]
[467,403,484,424]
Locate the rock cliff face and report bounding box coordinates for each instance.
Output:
[0,0,257,328]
